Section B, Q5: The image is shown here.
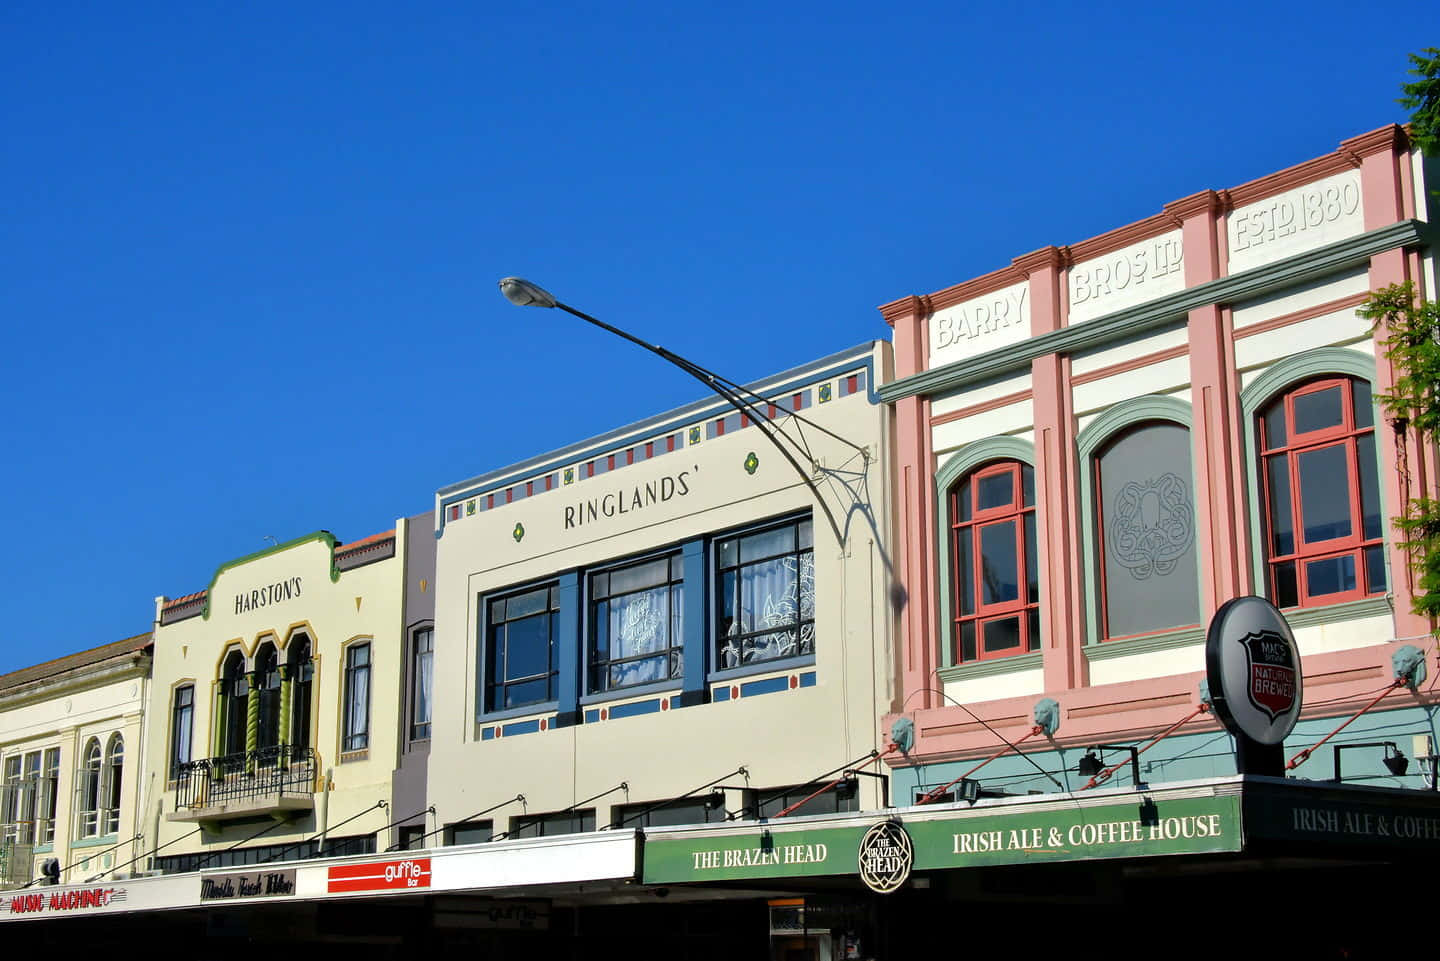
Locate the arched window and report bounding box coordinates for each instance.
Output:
[287,635,313,751]
[102,734,123,835]
[1257,376,1384,607]
[78,738,101,837]
[219,650,249,757]
[254,644,281,751]
[1090,418,1200,639]
[947,461,1039,662]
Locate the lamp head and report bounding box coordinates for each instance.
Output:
[1384,747,1410,777]
[498,277,558,309]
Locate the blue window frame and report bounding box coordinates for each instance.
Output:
[588,553,684,694]
[485,584,560,712]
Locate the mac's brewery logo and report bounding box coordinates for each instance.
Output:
[1239,629,1296,722]
[857,819,913,894]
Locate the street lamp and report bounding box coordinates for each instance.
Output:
[497,276,869,549]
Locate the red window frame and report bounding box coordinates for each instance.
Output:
[947,461,1039,663]
[1258,376,1385,609]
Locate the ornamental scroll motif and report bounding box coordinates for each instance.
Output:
[1106,473,1194,580]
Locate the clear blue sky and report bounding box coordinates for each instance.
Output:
[0,2,1429,673]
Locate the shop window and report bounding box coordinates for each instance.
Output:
[254,643,281,750]
[588,553,684,694]
[342,642,371,753]
[287,635,313,751]
[507,809,595,839]
[169,685,193,779]
[484,584,560,712]
[102,734,123,836]
[1258,376,1385,607]
[947,461,1039,662]
[218,649,249,757]
[612,796,725,829]
[716,515,815,669]
[77,738,102,837]
[750,782,858,819]
[410,627,434,741]
[1093,421,1200,638]
[444,819,493,846]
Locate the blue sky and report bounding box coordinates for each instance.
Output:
[0,2,1430,673]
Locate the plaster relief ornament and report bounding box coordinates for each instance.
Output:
[1106,473,1194,579]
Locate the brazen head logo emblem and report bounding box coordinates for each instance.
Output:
[857,819,913,894]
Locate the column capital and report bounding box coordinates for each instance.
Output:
[1163,189,1226,225]
[1011,245,1067,275]
[877,294,930,327]
[1340,124,1407,163]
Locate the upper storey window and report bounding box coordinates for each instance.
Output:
[589,553,684,694]
[1258,377,1385,607]
[1094,422,1200,638]
[485,584,560,712]
[716,516,814,670]
[947,461,1039,661]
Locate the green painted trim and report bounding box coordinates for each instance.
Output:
[1238,348,1386,597]
[937,651,1043,682]
[199,531,340,620]
[1279,596,1393,631]
[879,220,1428,404]
[70,834,118,849]
[933,437,1038,668]
[1075,396,1200,646]
[1083,626,1204,662]
[32,843,53,854]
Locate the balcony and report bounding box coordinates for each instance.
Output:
[169,745,317,826]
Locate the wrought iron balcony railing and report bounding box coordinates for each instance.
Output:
[173,745,318,811]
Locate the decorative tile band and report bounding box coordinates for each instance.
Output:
[712,671,816,702]
[582,695,674,723]
[480,716,553,740]
[438,352,877,533]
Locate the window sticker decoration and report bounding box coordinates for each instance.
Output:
[1106,473,1195,580]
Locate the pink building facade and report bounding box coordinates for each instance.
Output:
[879,125,1439,794]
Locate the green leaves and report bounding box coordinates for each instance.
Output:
[1360,281,1440,617]
[1401,47,1440,157]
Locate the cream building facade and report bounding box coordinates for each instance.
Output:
[142,519,433,871]
[427,342,898,841]
[0,635,151,887]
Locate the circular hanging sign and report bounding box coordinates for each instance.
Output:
[1205,595,1303,745]
[857,819,913,894]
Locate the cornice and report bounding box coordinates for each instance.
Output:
[0,655,151,713]
[1067,209,1178,264]
[878,219,1428,404]
[1226,151,1359,208]
[1340,124,1408,161]
[926,265,1028,313]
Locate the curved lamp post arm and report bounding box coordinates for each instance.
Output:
[498,277,856,547]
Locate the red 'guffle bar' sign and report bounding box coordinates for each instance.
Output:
[327,858,432,894]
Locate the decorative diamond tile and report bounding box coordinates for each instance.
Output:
[466,500,476,516]
[564,467,575,485]
[818,382,833,403]
[512,522,525,543]
[743,451,759,475]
